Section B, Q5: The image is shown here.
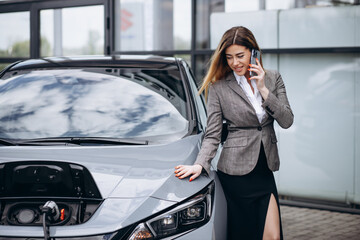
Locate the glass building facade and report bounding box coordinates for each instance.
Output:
[0,0,359,206]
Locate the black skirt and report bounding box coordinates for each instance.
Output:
[217,144,283,240]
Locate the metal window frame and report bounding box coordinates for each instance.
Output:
[0,0,109,63]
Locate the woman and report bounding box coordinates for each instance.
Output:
[174,26,294,239]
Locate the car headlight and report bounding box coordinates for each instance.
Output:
[127,182,214,240]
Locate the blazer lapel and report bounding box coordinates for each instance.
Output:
[226,73,253,109]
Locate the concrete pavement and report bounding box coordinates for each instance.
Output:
[281,205,360,239]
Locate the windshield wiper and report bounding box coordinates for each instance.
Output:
[14,137,149,146]
[0,138,17,146]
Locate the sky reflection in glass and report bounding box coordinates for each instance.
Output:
[0,69,188,142]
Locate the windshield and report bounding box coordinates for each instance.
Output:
[0,67,189,143]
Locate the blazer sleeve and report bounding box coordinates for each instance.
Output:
[194,84,223,175]
[262,71,294,129]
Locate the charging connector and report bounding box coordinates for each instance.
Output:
[41,201,60,240]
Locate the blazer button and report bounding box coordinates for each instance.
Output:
[257,126,262,131]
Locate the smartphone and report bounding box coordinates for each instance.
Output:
[250,49,261,77]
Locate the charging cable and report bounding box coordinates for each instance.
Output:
[41,201,60,240]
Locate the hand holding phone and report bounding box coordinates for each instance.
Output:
[249,49,268,99]
[249,49,260,77]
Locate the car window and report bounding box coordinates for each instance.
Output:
[0,67,188,143]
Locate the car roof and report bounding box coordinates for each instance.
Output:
[5,55,180,72]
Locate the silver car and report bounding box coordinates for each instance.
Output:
[0,56,227,240]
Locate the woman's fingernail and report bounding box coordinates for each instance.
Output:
[248,68,250,71]
[189,178,192,182]
[256,58,259,61]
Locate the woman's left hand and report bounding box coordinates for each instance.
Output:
[174,164,202,182]
[249,58,269,100]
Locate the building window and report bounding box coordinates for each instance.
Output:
[40,5,104,57]
[114,0,191,51]
[0,11,30,58]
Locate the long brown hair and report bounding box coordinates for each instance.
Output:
[199,26,263,99]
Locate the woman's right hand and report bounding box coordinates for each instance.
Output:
[174,164,203,182]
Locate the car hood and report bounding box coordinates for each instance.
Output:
[0,134,214,237]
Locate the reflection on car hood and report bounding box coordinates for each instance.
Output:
[0,135,213,237]
[0,135,210,200]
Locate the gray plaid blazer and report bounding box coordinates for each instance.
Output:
[195,70,294,176]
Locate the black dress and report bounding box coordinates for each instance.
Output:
[217,143,283,240]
